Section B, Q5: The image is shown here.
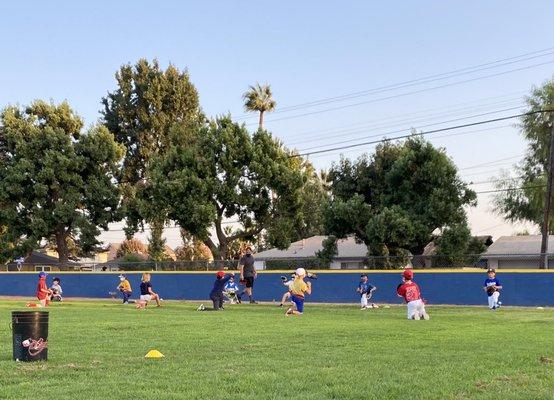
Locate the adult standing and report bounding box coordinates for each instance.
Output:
[238,246,257,304]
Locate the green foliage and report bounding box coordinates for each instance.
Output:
[101,58,203,248]
[315,235,338,267]
[494,79,554,231]
[243,83,276,129]
[0,101,124,264]
[434,223,485,267]
[325,136,476,264]
[149,116,306,259]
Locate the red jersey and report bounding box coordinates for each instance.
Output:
[397,281,421,303]
[36,279,48,300]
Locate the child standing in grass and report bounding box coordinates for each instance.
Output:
[356,274,378,309]
[36,272,52,307]
[285,268,312,316]
[396,269,429,320]
[483,268,502,310]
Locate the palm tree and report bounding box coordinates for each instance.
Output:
[242,83,276,130]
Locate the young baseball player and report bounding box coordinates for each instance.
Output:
[285,268,312,316]
[223,275,240,304]
[356,274,378,309]
[50,277,63,302]
[136,273,161,309]
[36,272,52,307]
[483,268,502,310]
[277,272,296,307]
[197,271,234,311]
[396,269,429,320]
[117,274,133,304]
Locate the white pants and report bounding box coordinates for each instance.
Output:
[407,299,426,319]
[140,294,152,302]
[487,292,500,309]
[361,294,369,308]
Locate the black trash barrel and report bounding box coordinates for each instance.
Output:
[12,311,49,362]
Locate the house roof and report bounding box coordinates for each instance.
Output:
[483,235,554,258]
[254,236,368,260]
[7,251,78,266]
[422,235,493,256]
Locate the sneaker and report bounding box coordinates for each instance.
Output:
[496,302,502,308]
[197,304,205,311]
[285,307,293,316]
[422,312,430,320]
[371,303,380,309]
[250,300,258,304]
[278,303,283,307]
[413,312,421,320]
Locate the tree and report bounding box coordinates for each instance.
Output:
[494,79,554,231]
[101,58,202,245]
[243,83,276,130]
[0,101,124,264]
[148,116,306,260]
[433,222,486,267]
[175,230,213,261]
[323,136,476,267]
[116,238,149,258]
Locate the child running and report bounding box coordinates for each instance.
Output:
[396,269,429,320]
[198,271,234,311]
[285,268,312,316]
[483,268,503,310]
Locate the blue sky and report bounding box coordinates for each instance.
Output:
[1,1,553,247]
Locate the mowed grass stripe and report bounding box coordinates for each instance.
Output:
[0,301,552,400]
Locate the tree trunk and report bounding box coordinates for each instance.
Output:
[55,230,69,267]
[258,111,264,130]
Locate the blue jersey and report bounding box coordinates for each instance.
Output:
[358,281,375,295]
[210,275,232,295]
[224,281,239,292]
[483,278,501,296]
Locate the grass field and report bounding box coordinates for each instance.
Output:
[0,300,552,400]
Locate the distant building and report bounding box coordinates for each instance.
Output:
[483,235,553,269]
[421,235,493,268]
[6,251,78,271]
[254,235,368,270]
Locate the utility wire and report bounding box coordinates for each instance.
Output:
[293,109,554,157]
[251,59,554,126]
[237,46,554,118]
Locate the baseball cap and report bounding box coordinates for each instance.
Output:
[360,273,368,278]
[402,269,414,279]
[118,274,126,279]
[216,271,226,279]
[295,268,306,276]
[38,271,47,278]
[487,268,496,273]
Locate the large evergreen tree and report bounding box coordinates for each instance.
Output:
[0,101,124,264]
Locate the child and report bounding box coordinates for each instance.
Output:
[50,277,63,302]
[223,275,240,304]
[198,271,234,311]
[136,273,161,309]
[277,272,296,307]
[117,274,133,304]
[356,274,378,309]
[483,268,502,310]
[36,272,52,307]
[285,268,312,316]
[396,269,429,320]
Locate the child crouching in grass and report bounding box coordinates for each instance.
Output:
[198,271,234,311]
[285,268,312,316]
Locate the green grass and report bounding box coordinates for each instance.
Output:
[0,300,553,400]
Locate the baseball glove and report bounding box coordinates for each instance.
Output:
[486,286,496,296]
[239,279,247,285]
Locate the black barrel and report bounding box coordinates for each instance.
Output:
[12,311,49,362]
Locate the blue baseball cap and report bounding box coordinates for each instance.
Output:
[38,271,47,278]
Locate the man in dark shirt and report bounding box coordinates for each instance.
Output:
[237,246,257,304]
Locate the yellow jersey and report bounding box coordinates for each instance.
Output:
[290,277,308,297]
[118,279,132,292]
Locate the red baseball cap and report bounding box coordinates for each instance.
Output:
[216,271,226,279]
[402,269,414,279]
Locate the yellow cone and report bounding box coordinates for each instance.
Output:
[145,349,164,359]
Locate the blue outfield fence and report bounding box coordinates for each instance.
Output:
[0,271,553,306]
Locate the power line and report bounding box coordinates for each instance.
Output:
[296,106,523,153]
[248,59,554,126]
[293,109,553,157]
[475,185,546,195]
[237,46,554,119]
